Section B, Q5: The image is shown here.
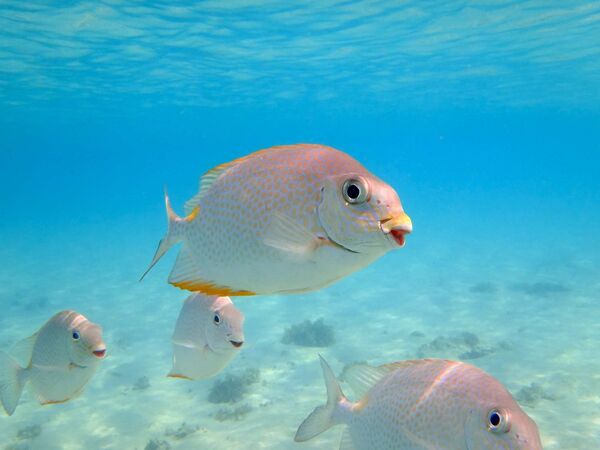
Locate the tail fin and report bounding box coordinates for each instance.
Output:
[0,350,26,416]
[295,355,347,442]
[140,189,200,281]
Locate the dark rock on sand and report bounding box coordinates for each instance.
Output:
[282,318,335,347]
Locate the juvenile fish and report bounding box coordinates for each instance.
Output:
[0,311,106,415]
[296,356,542,449]
[169,293,244,380]
[142,144,412,296]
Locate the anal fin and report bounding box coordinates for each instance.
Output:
[168,246,255,296]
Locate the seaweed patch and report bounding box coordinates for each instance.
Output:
[214,403,253,422]
[469,282,497,294]
[16,424,42,440]
[416,331,508,361]
[144,439,171,450]
[207,368,261,404]
[281,318,335,347]
[164,422,203,440]
[133,376,151,391]
[409,330,426,338]
[515,382,557,406]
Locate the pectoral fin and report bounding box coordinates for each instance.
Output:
[263,210,325,259]
[10,333,37,367]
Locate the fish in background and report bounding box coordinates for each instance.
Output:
[169,293,244,380]
[296,356,543,450]
[0,311,106,416]
[142,144,412,296]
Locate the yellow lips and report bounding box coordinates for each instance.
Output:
[380,212,413,234]
[381,212,412,247]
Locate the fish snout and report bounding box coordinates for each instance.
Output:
[380,212,412,247]
[92,347,107,358]
[229,340,244,348]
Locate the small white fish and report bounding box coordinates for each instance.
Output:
[296,356,542,450]
[0,311,106,416]
[168,294,245,380]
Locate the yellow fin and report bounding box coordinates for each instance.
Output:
[352,395,369,412]
[171,279,255,297]
[40,397,71,405]
[167,244,255,296]
[167,373,193,381]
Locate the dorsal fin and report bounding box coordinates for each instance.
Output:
[183,148,274,215]
[341,360,444,399]
[340,364,391,399]
[379,359,450,372]
[183,144,331,215]
[183,163,233,215]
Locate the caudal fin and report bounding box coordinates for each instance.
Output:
[140,190,199,281]
[0,350,26,416]
[295,355,347,442]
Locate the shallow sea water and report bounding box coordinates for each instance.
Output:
[1,1,600,449]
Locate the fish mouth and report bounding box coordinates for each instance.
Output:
[390,229,407,247]
[229,340,244,348]
[92,349,107,358]
[380,212,412,247]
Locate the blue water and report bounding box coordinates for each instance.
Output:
[1,1,600,449]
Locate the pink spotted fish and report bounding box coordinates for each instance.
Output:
[296,356,543,449]
[143,144,412,296]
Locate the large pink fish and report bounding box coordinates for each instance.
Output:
[296,357,543,449]
[143,144,412,296]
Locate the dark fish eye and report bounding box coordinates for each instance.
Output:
[488,409,510,433]
[72,331,80,340]
[342,178,369,204]
[213,314,221,325]
[347,184,360,199]
[490,411,501,427]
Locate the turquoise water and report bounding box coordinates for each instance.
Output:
[1,1,600,448]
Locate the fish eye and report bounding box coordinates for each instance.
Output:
[488,409,510,433]
[213,313,221,325]
[72,331,80,340]
[342,178,369,204]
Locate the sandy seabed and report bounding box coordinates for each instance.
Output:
[0,220,598,450]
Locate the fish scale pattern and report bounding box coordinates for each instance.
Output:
[168,144,403,295]
[346,360,540,449]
